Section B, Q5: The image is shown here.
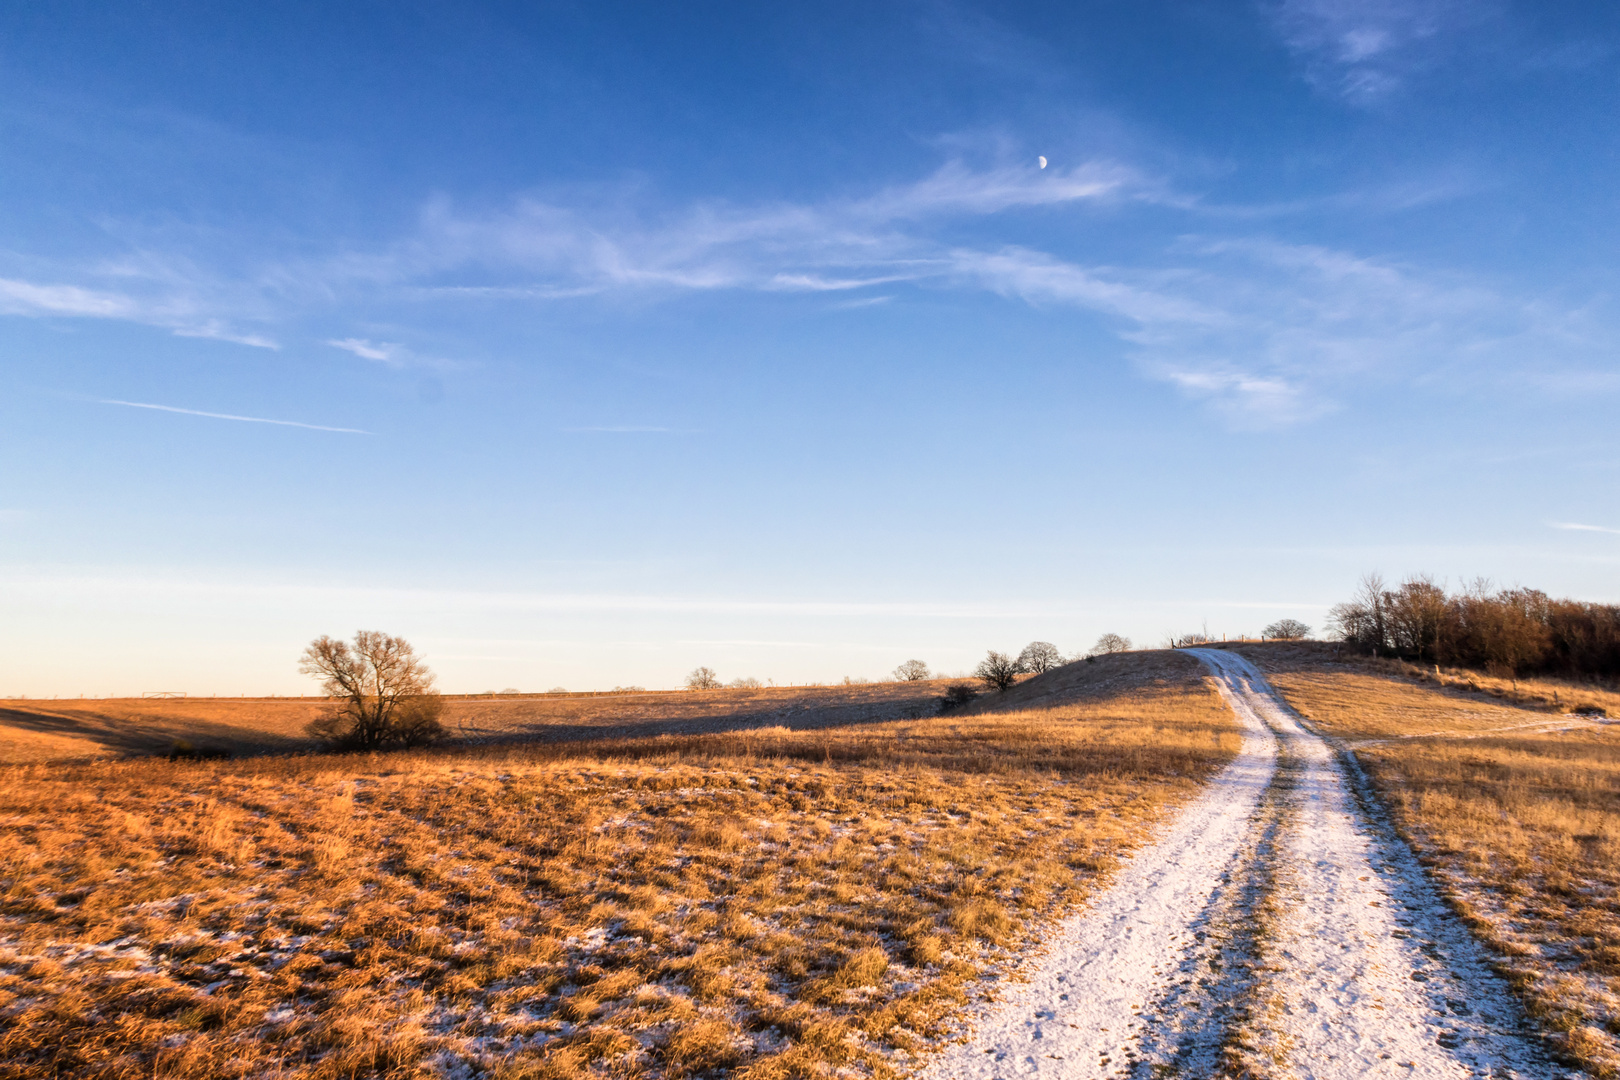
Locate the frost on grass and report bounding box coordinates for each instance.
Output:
[0,668,1237,1080]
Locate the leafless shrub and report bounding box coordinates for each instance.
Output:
[728,676,762,689]
[1262,619,1310,641]
[1089,633,1132,657]
[939,683,979,711]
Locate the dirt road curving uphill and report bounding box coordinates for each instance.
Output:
[924,649,1563,1080]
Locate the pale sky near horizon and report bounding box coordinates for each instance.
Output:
[4,1,1620,695]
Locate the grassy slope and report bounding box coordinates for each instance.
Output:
[1235,641,1620,1076]
[0,651,1238,1080]
[0,682,961,765]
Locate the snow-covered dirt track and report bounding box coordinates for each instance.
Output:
[923,649,1565,1080]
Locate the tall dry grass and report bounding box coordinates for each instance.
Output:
[0,655,1237,1080]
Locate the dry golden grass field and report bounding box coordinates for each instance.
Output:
[0,682,960,766]
[0,651,1240,1080]
[1233,641,1620,1076]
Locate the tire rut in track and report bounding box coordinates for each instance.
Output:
[1124,738,1298,1080]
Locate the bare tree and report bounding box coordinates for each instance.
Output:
[299,631,445,750]
[685,666,722,690]
[893,659,931,681]
[1262,619,1311,641]
[1089,633,1132,656]
[1017,641,1065,674]
[1385,575,1450,662]
[1457,585,1550,676]
[1329,572,1389,653]
[974,650,1022,692]
[729,676,763,689]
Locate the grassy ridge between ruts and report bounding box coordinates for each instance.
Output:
[1241,642,1620,1078]
[0,653,1238,1080]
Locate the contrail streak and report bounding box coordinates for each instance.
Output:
[101,399,370,434]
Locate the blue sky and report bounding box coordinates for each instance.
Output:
[4,1,1619,695]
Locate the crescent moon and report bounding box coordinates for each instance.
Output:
[1038,156,1048,169]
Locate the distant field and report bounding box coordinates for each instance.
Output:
[0,651,1240,1080]
[0,682,960,765]
[1238,641,1620,1075]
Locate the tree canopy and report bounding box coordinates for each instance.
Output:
[893,659,931,681]
[1017,641,1065,674]
[974,650,1021,692]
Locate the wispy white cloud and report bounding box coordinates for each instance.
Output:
[383,168,1577,429]
[385,167,1603,426]
[325,336,464,371]
[856,159,1140,218]
[766,272,916,292]
[828,294,894,310]
[0,158,1146,361]
[1264,0,1502,103]
[0,570,1079,619]
[173,322,279,349]
[390,159,1138,299]
[0,277,139,318]
[0,273,277,347]
[7,151,1612,430]
[1551,522,1620,536]
[0,568,1325,620]
[1102,235,1616,425]
[1152,368,1319,426]
[949,247,1223,326]
[327,337,397,362]
[100,399,370,434]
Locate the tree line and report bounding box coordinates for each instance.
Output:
[685,638,1119,695]
[1328,574,1620,677]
